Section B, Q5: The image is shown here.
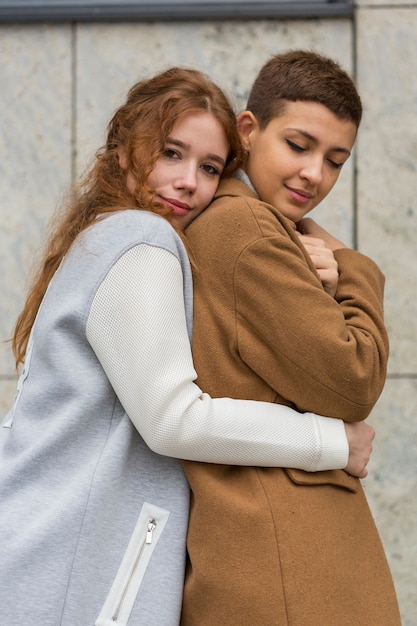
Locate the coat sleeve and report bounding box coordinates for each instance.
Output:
[234,225,389,421]
[86,242,348,470]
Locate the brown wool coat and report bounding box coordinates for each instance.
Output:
[181,178,401,626]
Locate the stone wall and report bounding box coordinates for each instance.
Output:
[1,1,415,622]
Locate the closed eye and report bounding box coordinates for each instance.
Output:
[327,158,344,170]
[287,139,345,170]
[286,139,306,153]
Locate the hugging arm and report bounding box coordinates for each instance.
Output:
[234,224,388,421]
[86,243,356,471]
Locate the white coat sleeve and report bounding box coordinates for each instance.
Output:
[86,243,348,471]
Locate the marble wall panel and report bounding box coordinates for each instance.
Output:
[365,377,417,626]
[0,24,73,377]
[356,8,417,374]
[0,378,18,418]
[355,16,417,623]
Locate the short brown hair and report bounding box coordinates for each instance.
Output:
[246,50,362,129]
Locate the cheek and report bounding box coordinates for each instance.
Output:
[321,170,340,197]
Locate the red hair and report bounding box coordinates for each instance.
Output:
[12,67,243,366]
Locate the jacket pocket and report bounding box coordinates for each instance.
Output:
[285,468,358,493]
[95,502,170,626]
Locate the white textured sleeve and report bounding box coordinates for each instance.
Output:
[86,244,348,470]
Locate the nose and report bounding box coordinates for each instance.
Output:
[175,163,197,193]
[300,156,323,186]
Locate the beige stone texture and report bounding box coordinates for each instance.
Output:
[365,378,417,626]
[356,7,417,375]
[354,9,417,622]
[0,24,72,373]
[0,6,415,623]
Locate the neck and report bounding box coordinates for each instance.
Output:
[233,168,259,198]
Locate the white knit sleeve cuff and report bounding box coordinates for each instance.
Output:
[312,414,349,471]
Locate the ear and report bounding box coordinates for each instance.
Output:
[117,147,128,170]
[237,111,259,151]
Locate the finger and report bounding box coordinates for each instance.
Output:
[297,234,326,248]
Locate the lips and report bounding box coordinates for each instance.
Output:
[159,196,192,216]
[285,185,314,205]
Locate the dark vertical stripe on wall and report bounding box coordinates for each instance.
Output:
[70,22,77,185]
[352,9,358,251]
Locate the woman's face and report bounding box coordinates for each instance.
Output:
[147,111,230,229]
[238,101,357,223]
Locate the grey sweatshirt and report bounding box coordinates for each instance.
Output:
[0,210,348,625]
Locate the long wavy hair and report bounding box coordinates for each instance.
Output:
[12,66,243,367]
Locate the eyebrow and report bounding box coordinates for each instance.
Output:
[288,128,351,156]
[166,137,227,167]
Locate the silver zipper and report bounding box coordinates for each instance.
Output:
[111,519,157,622]
[95,503,170,626]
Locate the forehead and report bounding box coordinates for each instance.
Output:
[168,111,230,160]
[170,112,225,140]
[266,100,357,152]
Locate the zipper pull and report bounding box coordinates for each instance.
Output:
[146,519,156,544]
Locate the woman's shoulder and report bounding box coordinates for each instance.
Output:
[204,178,293,238]
[95,208,175,238]
[214,178,281,218]
[59,209,191,297]
[64,209,190,279]
[82,209,184,255]
[214,176,258,204]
